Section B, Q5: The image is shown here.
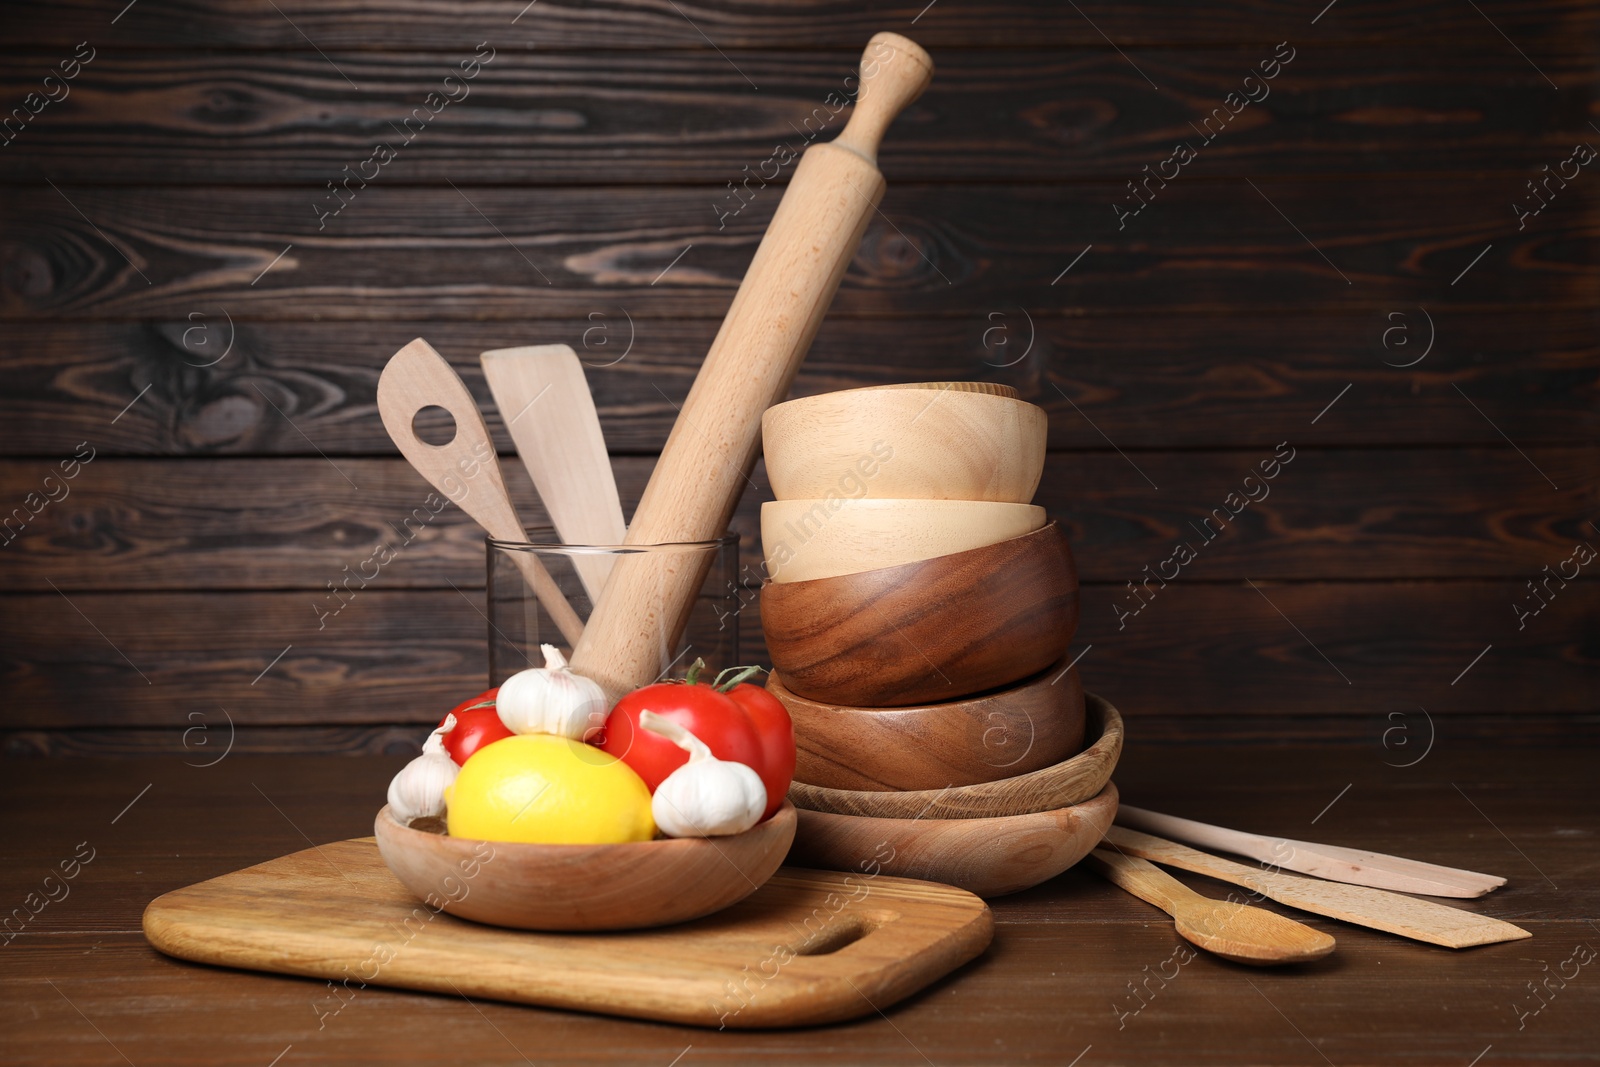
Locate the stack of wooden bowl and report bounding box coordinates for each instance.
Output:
[758,383,1122,898]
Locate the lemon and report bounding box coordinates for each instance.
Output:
[446,734,655,845]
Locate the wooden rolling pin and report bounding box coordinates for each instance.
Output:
[570,32,935,701]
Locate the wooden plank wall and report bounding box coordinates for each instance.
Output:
[2,1,1596,754]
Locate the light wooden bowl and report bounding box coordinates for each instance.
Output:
[862,381,1021,398]
[762,385,1046,503]
[773,657,1086,791]
[788,692,1122,819]
[374,802,797,931]
[762,521,1076,706]
[789,783,1119,898]
[761,498,1046,584]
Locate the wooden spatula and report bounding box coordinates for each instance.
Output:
[377,338,584,646]
[1103,826,1530,949]
[1087,849,1335,965]
[1115,805,1506,898]
[480,345,627,604]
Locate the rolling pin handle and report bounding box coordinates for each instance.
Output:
[833,32,934,166]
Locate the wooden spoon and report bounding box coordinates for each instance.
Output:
[376,338,584,645]
[480,345,627,604]
[1087,848,1336,966]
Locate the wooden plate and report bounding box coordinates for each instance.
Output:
[787,692,1123,819]
[789,783,1120,897]
[374,803,796,931]
[774,657,1086,791]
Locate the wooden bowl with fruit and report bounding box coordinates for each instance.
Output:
[375,653,798,931]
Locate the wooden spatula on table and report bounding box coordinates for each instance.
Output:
[480,345,627,604]
[377,338,585,646]
[1116,804,1505,898]
[1086,849,1335,965]
[1103,826,1531,949]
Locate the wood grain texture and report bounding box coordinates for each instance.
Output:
[3,180,1593,321]
[1084,849,1336,965]
[761,520,1075,706]
[3,580,1595,730]
[1101,826,1532,948]
[4,1,1593,48]
[3,315,1593,456]
[2,449,1593,592]
[372,803,796,930]
[791,782,1119,898]
[775,660,1086,792]
[6,47,1589,184]
[789,693,1121,820]
[144,837,992,1028]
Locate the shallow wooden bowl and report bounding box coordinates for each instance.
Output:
[773,657,1086,791]
[761,498,1046,584]
[788,693,1122,819]
[790,783,1119,898]
[762,521,1076,706]
[762,385,1046,504]
[374,802,797,931]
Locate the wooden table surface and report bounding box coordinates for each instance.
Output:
[4,743,1595,1066]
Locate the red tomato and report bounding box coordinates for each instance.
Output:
[725,683,794,820]
[597,663,794,820]
[437,688,511,765]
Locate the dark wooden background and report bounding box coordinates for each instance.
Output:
[2,1,1595,755]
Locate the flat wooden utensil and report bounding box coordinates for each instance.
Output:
[1116,804,1506,898]
[377,338,584,645]
[480,344,627,604]
[570,31,935,701]
[143,838,993,1029]
[1102,826,1531,949]
[1086,848,1335,965]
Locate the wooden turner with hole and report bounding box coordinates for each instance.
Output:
[1087,849,1335,965]
[1103,826,1531,949]
[377,338,584,646]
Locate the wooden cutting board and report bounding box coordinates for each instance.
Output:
[143,838,993,1029]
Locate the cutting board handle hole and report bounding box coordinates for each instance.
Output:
[412,405,458,447]
[794,908,902,956]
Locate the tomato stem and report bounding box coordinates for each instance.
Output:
[683,658,708,686]
[713,664,768,692]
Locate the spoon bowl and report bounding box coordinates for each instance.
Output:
[1087,848,1335,966]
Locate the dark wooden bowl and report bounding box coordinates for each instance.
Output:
[788,692,1122,820]
[760,521,1078,707]
[374,802,796,931]
[789,783,1120,898]
[772,656,1086,791]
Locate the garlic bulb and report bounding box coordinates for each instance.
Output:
[387,714,460,824]
[640,711,766,838]
[495,644,609,740]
